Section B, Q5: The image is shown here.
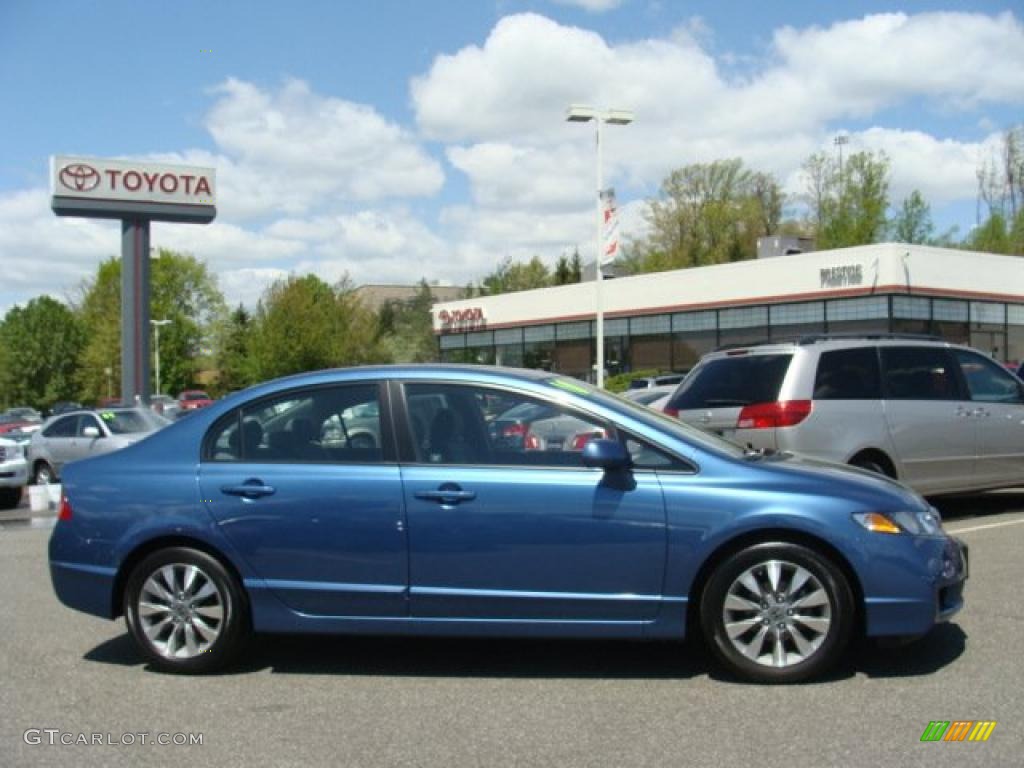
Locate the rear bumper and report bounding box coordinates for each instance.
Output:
[0,460,28,487]
[50,560,117,619]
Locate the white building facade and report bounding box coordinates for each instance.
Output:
[433,244,1024,382]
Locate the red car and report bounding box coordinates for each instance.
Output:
[177,390,214,411]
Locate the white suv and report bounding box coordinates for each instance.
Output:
[664,334,1024,496]
[0,436,28,509]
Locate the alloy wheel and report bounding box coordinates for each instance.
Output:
[721,559,832,668]
[137,563,225,659]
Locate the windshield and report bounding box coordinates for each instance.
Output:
[543,376,746,458]
[182,392,210,401]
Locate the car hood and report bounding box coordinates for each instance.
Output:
[745,449,927,511]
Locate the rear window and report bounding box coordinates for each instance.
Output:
[667,354,792,410]
[813,348,882,399]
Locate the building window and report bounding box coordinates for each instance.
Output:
[439,334,466,350]
[603,318,628,337]
[524,325,555,343]
[630,315,670,335]
[933,299,968,323]
[557,321,592,341]
[892,296,930,320]
[494,328,522,346]
[826,296,888,322]
[672,330,717,369]
[466,330,494,348]
[630,333,672,371]
[673,311,716,332]
[719,306,769,329]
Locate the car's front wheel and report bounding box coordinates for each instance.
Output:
[124,547,248,673]
[33,462,55,485]
[700,542,854,683]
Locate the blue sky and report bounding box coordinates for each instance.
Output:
[1,0,1021,313]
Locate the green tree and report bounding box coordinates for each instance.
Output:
[377,280,437,363]
[249,274,383,380]
[553,255,572,285]
[479,256,552,295]
[803,149,891,249]
[890,189,934,244]
[0,296,85,411]
[569,248,583,282]
[626,158,785,273]
[74,250,226,403]
[214,304,256,394]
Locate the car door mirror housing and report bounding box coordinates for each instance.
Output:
[581,438,631,471]
[82,426,101,438]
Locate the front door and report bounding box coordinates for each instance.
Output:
[399,381,667,623]
[198,382,407,617]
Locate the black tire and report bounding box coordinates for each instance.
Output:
[700,542,854,684]
[0,486,21,510]
[33,462,56,485]
[123,547,248,674]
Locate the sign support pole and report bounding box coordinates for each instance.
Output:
[120,218,151,406]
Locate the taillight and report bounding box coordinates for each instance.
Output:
[58,493,73,521]
[504,423,541,450]
[523,432,541,451]
[663,405,679,418]
[570,430,605,451]
[736,400,812,429]
[502,424,527,438]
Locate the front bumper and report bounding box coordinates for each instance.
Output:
[0,460,28,487]
[864,535,968,638]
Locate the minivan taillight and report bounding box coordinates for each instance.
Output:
[58,493,73,521]
[663,405,679,418]
[736,400,812,429]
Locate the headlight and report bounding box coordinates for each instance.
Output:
[854,507,943,536]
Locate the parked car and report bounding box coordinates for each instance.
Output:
[0,411,41,435]
[663,334,1024,496]
[29,407,169,484]
[149,394,181,419]
[489,401,601,452]
[0,436,28,509]
[622,384,678,407]
[3,406,42,422]
[49,364,967,683]
[626,372,689,390]
[48,401,83,417]
[178,390,214,411]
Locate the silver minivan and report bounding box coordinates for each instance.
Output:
[664,335,1024,496]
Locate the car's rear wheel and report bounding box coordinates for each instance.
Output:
[700,542,854,683]
[0,487,21,510]
[33,462,55,485]
[124,547,248,673]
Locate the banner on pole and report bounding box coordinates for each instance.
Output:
[599,187,619,264]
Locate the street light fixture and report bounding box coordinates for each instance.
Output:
[151,319,171,397]
[566,104,634,388]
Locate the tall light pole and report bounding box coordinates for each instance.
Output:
[151,319,171,397]
[566,104,634,388]
[834,134,849,191]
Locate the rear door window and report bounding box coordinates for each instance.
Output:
[667,354,792,410]
[880,347,962,400]
[813,348,882,399]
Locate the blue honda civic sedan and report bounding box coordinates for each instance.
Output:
[49,365,967,683]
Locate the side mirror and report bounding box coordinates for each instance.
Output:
[82,426,101,438]
[581,438,631,471]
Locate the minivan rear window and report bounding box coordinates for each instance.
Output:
[667,354,792,410]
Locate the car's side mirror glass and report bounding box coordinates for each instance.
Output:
[82,426,101,438]
[581,438,631,471]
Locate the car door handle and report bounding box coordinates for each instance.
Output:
[221,480,276,499]
[415,487,476,505]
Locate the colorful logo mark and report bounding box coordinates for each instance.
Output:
[920,721,996,742]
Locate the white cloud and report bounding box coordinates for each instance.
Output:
[203,78,445,217]
[550,0,624,12]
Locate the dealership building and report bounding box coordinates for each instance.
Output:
[432,243,1024,382]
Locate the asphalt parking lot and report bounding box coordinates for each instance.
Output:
[2,493,1023,768]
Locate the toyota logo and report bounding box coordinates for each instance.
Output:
[59,163,100,192]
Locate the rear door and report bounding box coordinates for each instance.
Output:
[879,346,975,494]
[952,349,1024,487]
[198,381,408,618]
